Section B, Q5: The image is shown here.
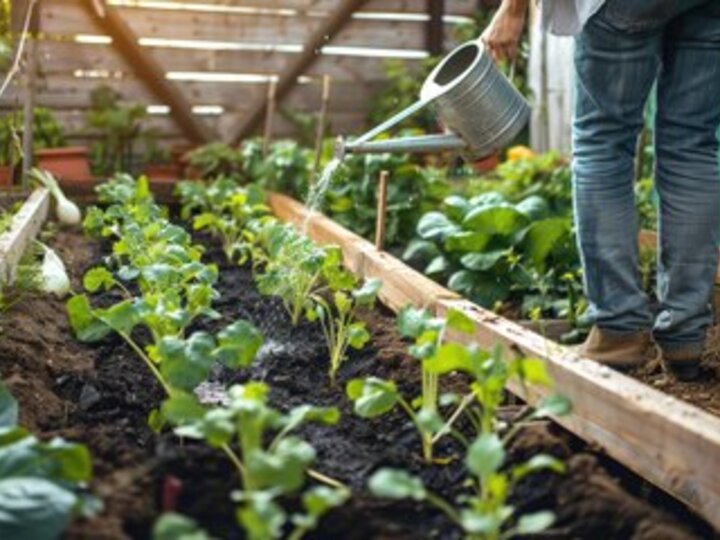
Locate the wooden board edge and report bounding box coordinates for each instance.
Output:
[0,188,51,285]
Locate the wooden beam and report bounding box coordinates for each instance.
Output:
[229,0,371,144]
[20,3,40,189]
[78,0,214,144]
[0,189,50,285]
[267,192,720,531]
[427,0,445,56]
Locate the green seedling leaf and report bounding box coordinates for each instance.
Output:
[513,358,553,387]
[397,306,432,338]
[445,231,490,253]
[346,378,399,418]
[347,323,371,350]
[284,405,340,433]
[417,212,459,241]
[512,454,565,482]
[460,249,507,271]
[424,255,449,275]
[175,408,235,448]
[236,492,286,540]
[213,320,263,369]
[424,342,474,374]
[158,333,216,392]
[415,408,443,434]
[463,205,528,236]
[0,382,18,428]
[445,308,475,335]
[369,468,426,500]
[98,299,144,336]
[161,392,207,425]
[460,508,505,535]
[153,512,211,540]
[467,434,505,477]
[520,218,570,269]
[0,477,77,539]
[83,267,116,293]
[247,437,316,493]
[66,295,111,342]
[531,395,572,419]
[516,511,555,534]
[352,278,382,305]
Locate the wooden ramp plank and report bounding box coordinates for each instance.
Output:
[0,189,51,285]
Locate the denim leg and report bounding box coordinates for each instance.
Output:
[652,3,720,353]
[572,16,659,332]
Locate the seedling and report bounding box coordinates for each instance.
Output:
[163,383,349,540]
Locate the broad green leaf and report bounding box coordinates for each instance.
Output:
[66,295,111,343]
[153,512,211,540]
[346,378,399,418]
[83,267,116,293]
[347,323,371,350]
[402,239,439,262]
[284,405,340,431]
[424,255,449,275]
[463,205,528,237]
[466,434,505,477]
[97,299,143,336]
[445,231,490,253]
[417,212,459,241]
[460,249,507,271]
[352,278,382,305]
[424,343,475,375]
[442,195,471,221]
[158,333,216,392]
[300,485,350,519]
[531,395,572,419]
[415,408,443,434]
[368,468,426,500]
[520,218,570,269]
[334,292,352,315]
[397,306,431,338]
[247,437,315,493]
[445,308,475,335]
[40,438,92,483]
[0,477,77,539]
[516,195,549,219]
[214,320,263,369]
[237,492,286,540]
[0,382,17,428]
[516,511,556,534]
[460,509,504,535]
[514,358,553,387]
[161,393,207,425]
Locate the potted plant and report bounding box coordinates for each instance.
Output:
[85,85,147,178]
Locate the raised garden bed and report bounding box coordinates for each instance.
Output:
[0,184,718,539]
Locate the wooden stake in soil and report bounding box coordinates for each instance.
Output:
[375,170,389,251]
[262,80,277,157]
[313,75,333,176]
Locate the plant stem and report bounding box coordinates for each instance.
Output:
[221,443,248,486]
[425,491,462,526]
[307,468,348,490]
[119,332,172,396]
[432,393,474,444]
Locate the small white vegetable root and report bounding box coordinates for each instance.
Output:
[29,168,82,225]
[39,244,71,297]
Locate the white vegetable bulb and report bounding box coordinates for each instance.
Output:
[55,194,82,225]
[39,246,71,297]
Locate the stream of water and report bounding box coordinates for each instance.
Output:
[303,157,342,233]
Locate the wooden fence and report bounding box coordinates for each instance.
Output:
[2,0,478,148]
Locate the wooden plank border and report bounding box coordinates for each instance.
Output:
[269,193,720,531]
[0,188,51,284]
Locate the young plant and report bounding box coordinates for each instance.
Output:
[0,382,99,538]
[308,274,381,383]
[347,307,475,462]
[162,383,349,540]
[367,345,571,540]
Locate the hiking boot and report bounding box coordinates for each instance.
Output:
[661,348,701,382]
[578,327,651,369]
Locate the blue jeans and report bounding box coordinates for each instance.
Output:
[573,0,720,355]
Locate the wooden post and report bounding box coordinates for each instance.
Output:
[427,0,445,56]
[20,4,39,190]
[313,75,332,175]
[374,170,389,251]
[262,80,277,157]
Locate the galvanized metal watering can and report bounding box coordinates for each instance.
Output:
[334,40,530,162]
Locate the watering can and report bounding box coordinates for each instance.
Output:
[334,40,530,162]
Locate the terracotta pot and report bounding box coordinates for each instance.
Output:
[0,166,13,186]
[36,146,93,182]
[470,152,500,174]
[144,164,180,183]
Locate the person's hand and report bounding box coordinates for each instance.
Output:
[480,0,528,62]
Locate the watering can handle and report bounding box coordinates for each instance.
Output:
[351,99,429,147]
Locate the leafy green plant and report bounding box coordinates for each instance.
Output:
[187,143,245,180]
[347,307,475,462]
[324,153,451,250]
[0,382,99,538]
[87,85,150,175]
[0,108,65,167]
[162,382,349,540]
[405,191,577,319]
[365,343,570,540]
[308,276,381,383]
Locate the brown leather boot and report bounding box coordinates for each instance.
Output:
[578,327,651,369]
[661,348,701,381]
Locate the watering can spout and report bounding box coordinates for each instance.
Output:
[335,134,467,161]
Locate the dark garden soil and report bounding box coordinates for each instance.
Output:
[0,226,716,539]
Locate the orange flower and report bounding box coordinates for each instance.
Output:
[507,145,535,162]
